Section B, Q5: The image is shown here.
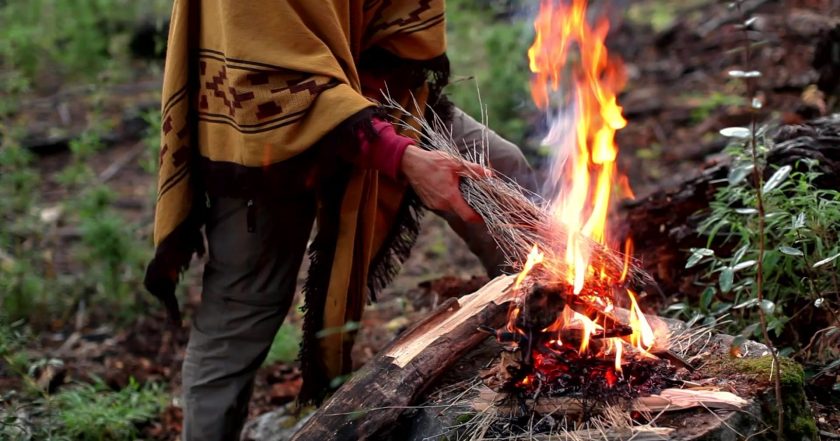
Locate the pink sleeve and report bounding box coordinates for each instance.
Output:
[351,118,414,180]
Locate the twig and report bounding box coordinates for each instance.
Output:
[98,140,146,183]
[734,2,784,439]
[821,430,840,440]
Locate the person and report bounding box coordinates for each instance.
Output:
[143,1,537,439]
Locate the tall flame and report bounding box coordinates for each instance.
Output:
[528,0,627,294]
[507,0,660,381]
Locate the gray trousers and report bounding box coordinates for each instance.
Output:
[181,107,537,440]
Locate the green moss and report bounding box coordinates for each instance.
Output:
[730,355,804,386]
[701,355,804,387]
[790,415,818,438]
[455,413,475,424]
[732,357,816,439]
[701,355,817,439]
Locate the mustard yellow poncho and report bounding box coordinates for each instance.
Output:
[144,0,450,402]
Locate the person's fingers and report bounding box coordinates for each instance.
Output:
[460,160,493,179]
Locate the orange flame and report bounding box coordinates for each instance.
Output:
[504,0,658,379]
[628,290,656,352]
[528,0,627,294]
[612,337,623,372]
[618,238,634,284]
[515,245,545,289]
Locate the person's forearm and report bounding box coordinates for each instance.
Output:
[339,116,413,180]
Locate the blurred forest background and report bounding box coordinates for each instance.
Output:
[1,0,839,439]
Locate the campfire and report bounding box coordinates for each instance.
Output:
[476,0,678,412]
[289,1,821,440]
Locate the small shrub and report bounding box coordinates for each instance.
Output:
[672,142,840,353]
[0,0,171,84]
[51,378,166,441]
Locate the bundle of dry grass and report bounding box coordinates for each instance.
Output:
[381,96,654,291]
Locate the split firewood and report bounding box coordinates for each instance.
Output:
[293,272,700,440]
[471,385,748,415]
[291,275,518,441]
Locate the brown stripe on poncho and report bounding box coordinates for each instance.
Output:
[144,0,450,403]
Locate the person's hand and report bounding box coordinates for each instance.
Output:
[399,145,490,223]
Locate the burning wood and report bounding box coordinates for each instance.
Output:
[478,278,681,416]
[387,0,684,415]
[288,0,826,439]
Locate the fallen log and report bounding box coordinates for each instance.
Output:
[290,275,518,441]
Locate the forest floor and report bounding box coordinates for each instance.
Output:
[2,0,839,439]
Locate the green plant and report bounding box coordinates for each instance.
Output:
[0,0,171,84]
[686,91,743,124]
[0,316,31,377]
[50,378,166,441]
[0,139,53,320]
[264,324,303,366]
[139,108,162,175]
[446,0,534,150]
[56,129,105,189]
[2,120,150,322]
[678,158,840,344]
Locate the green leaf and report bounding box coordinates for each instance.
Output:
[720,127,750,138]
[735,208,758,214]
[712,302,733,314]
[762,165,792,193]
[719,267,734,293]
[732,245,749,265]
[813,252,840,268]
[700,287,715,312]
[686,248,714,269]
[778,246,804,256]
[734,298,759,309]
[727,164,754,185]
[731,334,747,350]
[759,299,775,315]
[732,260,756,272]
[739,322,760,337]
[768,316,788,336]
[793,213,806,229]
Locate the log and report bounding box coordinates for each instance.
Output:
[290,275,518,441]
[292,275,693,440]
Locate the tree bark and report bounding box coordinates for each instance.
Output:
[291,276,517,441]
